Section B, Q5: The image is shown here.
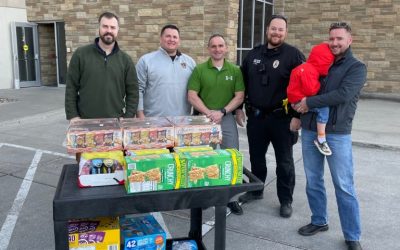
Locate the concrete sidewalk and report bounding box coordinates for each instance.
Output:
[0,86,399,250]
[1,86,399,149]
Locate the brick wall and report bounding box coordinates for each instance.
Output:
[274,0,400,93]
[38,24,57,86]
[26,0,239,67]
[26,0,400,93]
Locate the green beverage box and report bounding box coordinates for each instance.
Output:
[124,153,186,194]
[179,149,243,188]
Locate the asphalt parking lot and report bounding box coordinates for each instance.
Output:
[0,87,399,250]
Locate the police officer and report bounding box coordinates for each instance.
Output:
[236,14,305,218]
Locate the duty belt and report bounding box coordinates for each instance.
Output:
[246,99,289,118]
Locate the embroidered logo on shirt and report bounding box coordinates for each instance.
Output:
[225,76,233,81]
[181,62,187,69]
[273,60,280,69]
[253,59,261,65]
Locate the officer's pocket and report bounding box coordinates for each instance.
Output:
[290,131,299,145]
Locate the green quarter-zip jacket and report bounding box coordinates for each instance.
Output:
[65,38,138,120]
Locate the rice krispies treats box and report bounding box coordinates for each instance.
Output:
[179,149,243,188]
[120,214,166,250]
[68,216,120,250]
[124,153,186,193]
[121,117,174,150]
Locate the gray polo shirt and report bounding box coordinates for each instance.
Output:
[136,47,196,117]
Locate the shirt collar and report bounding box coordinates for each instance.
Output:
[207,58,227,70]
[94,37,119,55]
[159,47,182,57]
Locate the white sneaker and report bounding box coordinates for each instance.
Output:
[314,140,332,156]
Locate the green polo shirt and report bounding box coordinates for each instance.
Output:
[188,58,245,110]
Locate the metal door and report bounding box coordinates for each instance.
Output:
[11,22,41,88]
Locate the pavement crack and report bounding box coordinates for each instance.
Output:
[8,173,57,189]
[226,227,309,250]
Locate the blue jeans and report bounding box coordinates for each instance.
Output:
[310,106,329,124]
[301,129,361,241]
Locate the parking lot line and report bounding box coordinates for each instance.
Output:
[0,151,42,250]
[1,143,73,159]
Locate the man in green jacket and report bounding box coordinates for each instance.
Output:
[65,12,138,120]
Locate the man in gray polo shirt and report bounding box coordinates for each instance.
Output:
[136,24,196,117]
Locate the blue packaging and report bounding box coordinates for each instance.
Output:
[120,214,166,250]
[172,240,198,250]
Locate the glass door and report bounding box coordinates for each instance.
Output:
[11,22,41,88]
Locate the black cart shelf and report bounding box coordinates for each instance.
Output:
[53,164,263,250]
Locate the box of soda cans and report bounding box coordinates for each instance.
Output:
[78,151,125,187]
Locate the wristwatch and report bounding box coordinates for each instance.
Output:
[220,108,227,116]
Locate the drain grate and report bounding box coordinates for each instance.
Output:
[0,97,18,104]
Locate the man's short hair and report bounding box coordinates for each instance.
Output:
[98,12,119,24]
[329,22,352,33]
[266,14,288,27]
[161,24,180,36]
[208,34,226,47]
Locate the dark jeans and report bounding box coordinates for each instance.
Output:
[246,111,297,204]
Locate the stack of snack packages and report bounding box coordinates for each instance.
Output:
[65,116,244,191]
[124,116,243,194]
[66,118,125,187]
[65,116,243,249]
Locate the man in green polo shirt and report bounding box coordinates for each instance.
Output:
[187,34,245,215]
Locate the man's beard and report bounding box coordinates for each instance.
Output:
[100,32,115,45]
[267,35,284,47]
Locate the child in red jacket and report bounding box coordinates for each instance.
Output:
[287,42,334,155]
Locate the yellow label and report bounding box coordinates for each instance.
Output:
[226,149,238,184]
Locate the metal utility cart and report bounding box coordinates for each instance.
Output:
[53,164,263,250]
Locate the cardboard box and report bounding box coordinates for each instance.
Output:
[179,149,243,188]
[120,214,166,250]
[167,116,222,147]
[68,217,120,250]
[78,151,126,187]
[126,148,170,156]
[173,146,213,153]
[66,118,123,153]
[124,153,185,193]
[121,117,174,150]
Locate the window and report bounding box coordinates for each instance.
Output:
[237,0,273,65]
